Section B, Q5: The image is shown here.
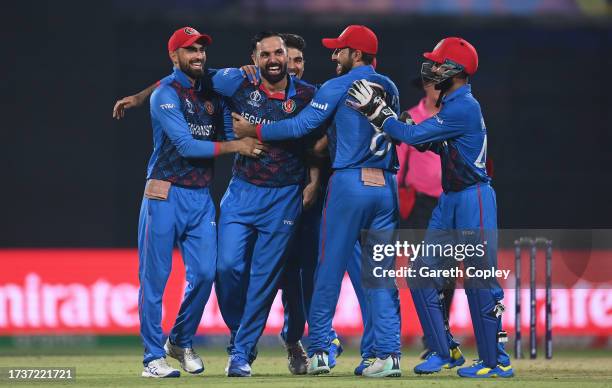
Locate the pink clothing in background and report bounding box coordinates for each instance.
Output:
[396,98,443,198]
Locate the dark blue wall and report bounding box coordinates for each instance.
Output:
[3,2,611,246]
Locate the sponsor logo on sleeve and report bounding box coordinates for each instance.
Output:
[160,103,175,109]
[310,100,328,111]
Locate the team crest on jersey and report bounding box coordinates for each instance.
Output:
[204,100,214,115]
[282,99,296,114]
[184,27,199,35]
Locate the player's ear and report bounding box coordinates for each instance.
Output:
[354,49,363,63]
[169,50,178,67]
[251,53,257,66]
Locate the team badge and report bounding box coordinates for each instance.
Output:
[184,27,199,35]
[204,101,214,115]
[282,99,296,114]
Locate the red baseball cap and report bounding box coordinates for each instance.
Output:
[168,27,212,52]
[322,25,378,55]
[423,37,478,75]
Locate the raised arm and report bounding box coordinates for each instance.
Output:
[112,82,158,119]
[348,79,465,145]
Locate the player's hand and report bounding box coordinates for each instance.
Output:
[399,111,415,125]
[346,79,397,129]
[235,137,268,158]
[112,95,144,119]
[302,181,319,209]
[232,112,258,138]
[240,65,260,85]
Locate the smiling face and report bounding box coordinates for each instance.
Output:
[287,47,305,79]
[254,36,288,84]
[331,47,353,76]
[171,42,206,81]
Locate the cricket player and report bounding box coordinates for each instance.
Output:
[233,25,402,378]
[347,37,514,378]
[137,27,265,378]
[212,32,321,377]
[113,31,318,377]
[243,33,375,375]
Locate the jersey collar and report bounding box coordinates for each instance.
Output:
[258,75,296,100]
[173,67,202,91]
[348,64,375,76]
[443,84,471,103]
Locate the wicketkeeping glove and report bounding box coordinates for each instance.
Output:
[347,79,397,129]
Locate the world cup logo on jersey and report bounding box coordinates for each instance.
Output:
[282,99,296,114]
[204,101,214,115]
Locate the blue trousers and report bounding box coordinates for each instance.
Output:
[216,177,302,362]
[410,183,509,368]
[137,185,217,364]
[307,169,401,358]
[281,201,374,357]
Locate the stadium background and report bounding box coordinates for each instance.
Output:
[2,0,611,353]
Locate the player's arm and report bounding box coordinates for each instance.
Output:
[233,81,343,141]
[112,82,158,119]
[348,79,465,144]
[218,97,236,141]
[211,68,247,97]
[151,86,266,158]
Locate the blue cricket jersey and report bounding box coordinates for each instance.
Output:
[258,65,400,172]
[381,84,490,192]
[212,68,316,187]
[147,68,231,187]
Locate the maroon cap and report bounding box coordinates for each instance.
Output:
[168,27,212,52]
[322,25,378,55]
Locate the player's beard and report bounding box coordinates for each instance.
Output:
[336,57,353,76]
[179,58,206,80]
[260,61,287,84]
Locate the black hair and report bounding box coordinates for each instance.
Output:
[251,31,285,52]
[280,33,306,51]
[348,48,375,65]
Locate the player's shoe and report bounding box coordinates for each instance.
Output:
[164,338,204,374]
[227,355,251,377]
[413,352,452,374]
[224,347,257,374]
[419,348,434,360]
[307,351,330,375]
[354,357,376,376]
[328,338,344,368]
[444,346,466,369]
[457,360,514,378]
[141,357,180,378]
[284,340,308,375]
[362,354,401,378]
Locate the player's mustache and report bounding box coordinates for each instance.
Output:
[265,62,283,71]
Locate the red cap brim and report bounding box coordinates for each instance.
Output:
[182,34,213,49]
[322,38,345,49]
